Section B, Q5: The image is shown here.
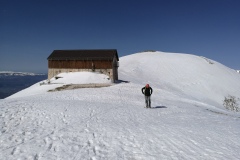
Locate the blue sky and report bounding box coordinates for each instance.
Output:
[0,0,240,73]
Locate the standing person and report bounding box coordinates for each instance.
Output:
[142,84,153,108]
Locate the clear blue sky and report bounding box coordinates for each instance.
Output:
[1,0,240,73]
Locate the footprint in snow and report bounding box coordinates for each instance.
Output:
[11,147,20,155]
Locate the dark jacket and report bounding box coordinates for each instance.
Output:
[142,87,153,96]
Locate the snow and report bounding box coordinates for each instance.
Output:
[50,72,111,84]
[1,51,240,160]
[6,72,111,99]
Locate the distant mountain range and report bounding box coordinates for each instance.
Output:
[0,71,46,76]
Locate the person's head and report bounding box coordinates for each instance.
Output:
[146,84,149,88]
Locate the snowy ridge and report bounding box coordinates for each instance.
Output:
[0,51,240,159]
[0,71,45,76]
[119,51,240,107]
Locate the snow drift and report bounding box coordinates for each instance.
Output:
[6,72,111,99]
[0,51,240,160]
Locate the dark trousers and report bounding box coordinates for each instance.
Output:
[145,96,151,108]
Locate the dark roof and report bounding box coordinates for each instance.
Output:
[47,49,119,61]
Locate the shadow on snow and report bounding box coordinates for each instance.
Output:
[153,106,167,109]
[115,79,130,84]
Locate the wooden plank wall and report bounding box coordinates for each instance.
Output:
[48,60,112,69]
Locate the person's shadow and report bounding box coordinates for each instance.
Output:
[153,106,167,109]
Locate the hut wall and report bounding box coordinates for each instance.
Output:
[48,60,118,83]
[112,56,119,82]
[48,60,112,69]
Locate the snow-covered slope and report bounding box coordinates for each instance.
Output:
[7,72,111,99]
[119,51,240,108]
[0,51,240,160]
